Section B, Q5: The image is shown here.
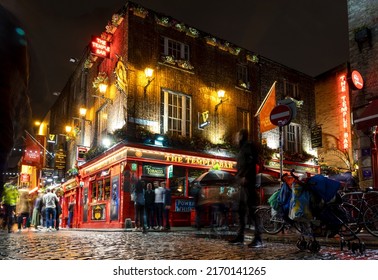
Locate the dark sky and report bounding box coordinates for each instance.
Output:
[0,0,349,121]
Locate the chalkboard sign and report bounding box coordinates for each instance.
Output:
[311,126,322,148]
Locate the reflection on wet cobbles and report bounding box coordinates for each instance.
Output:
[0,230,377,260]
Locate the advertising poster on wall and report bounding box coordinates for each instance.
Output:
[110,176,119,221]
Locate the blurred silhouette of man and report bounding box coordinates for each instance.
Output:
[229,129,263,248]
[0,4,32,196]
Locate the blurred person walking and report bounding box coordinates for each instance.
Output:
[54,190,62,230]
[31,191,43,230]
[133,180,146,232]
[1,177,19,233]
[67,197,75,228]
[162,182,171,230]
[16,188,31,232]
[229,129,263,248]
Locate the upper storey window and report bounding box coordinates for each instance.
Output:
[284,80,300,100]
[160,36,190,60]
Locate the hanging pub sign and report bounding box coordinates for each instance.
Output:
[311,126,322,149]
[77,146,89,162]
[47,134,57,144]
[90,36,110,58]
[198,111,210,129]
[347,70,364,90]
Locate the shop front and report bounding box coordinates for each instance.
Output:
[61,177,80,228]
[75,142,236,229]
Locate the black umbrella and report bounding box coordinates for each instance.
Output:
[194,170,235,185]
[255,173,279,187]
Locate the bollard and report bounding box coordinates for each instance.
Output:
[125,218,132,228]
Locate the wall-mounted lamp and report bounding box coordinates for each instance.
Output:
[73,107,92,124]
[215,89,229,112]
[65,125,72,134]
[144,67,155,94]
[79,107,87,117]
[98,82,108,94]
[92,94,113,105]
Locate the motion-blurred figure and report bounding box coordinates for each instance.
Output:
[229,129,263,248]
[1,177,19,233]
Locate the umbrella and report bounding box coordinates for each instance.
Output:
[255,173,279,187]
[194,170,235,185]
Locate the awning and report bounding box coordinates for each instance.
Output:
[354,99,378,130]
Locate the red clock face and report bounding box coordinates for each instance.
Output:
[351,70,364,90]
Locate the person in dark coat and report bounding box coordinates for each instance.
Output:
[144,183,155,229]
[229,129,263,248]
[162,182,171,230]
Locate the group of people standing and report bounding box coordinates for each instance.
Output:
[133,180,171,232]
[1,179,62,233]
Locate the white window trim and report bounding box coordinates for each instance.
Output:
[284,123,302,153]
[161,36,189,60]
[162,89,192,137]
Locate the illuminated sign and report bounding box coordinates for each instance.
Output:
[348,70,364,90]
[47,134,57,144]
[198,111,210,129]
[77,146,89,162]
[339,75,350,150]
[90,36,110,58]
[115,57,127,93]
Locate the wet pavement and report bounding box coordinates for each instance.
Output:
[0,227,378,260]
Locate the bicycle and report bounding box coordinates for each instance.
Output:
[340,190,378,237]
[255,206,301,234]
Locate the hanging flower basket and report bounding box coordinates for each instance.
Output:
[92,72,108,89]
[246,54,259,63]
[111,14,123,26]
[205,36,217,46]
[155,15,171,27]
[186,27,199,38]
[131,6,148,18]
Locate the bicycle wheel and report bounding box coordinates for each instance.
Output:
[363,204,378,237]
[256,207,284,234]
[340,202,362,236]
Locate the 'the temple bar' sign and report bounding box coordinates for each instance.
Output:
[90,36,110,58]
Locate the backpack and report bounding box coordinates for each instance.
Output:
[277,182,292,216]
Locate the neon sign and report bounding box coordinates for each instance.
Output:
[339,75,350,150]
[90,36,110,58]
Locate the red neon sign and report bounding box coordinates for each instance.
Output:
[90,36,110,58]
[339,75,350,150]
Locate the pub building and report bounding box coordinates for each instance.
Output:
[61,141,236,229]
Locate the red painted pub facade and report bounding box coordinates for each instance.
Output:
[61,142,236,229]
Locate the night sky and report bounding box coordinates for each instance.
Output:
[0,0,349,121]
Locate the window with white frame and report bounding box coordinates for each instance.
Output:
[237,64,250,89]
[237,108,250,133]
[160,36,189,60]
[161,89,191,137]
[284,123,302,153]
[284,80,300,99]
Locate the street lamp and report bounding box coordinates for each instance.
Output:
[143,67,155,94]
[98,82,108,94]
[215,89,228,112]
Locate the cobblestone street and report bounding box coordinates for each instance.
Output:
[1,229,378,260]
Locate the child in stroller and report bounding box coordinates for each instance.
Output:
[279,170,365,254]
